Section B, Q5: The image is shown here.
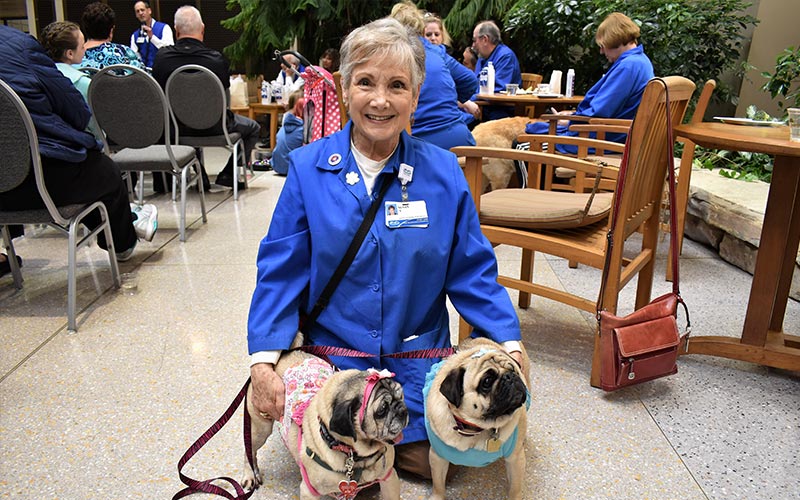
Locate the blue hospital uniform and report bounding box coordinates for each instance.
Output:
[247,122,520,443]
[473,43,522,121]
[412,38,478,150]
[525,45,654,153]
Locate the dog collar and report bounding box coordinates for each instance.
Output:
[452,413,489,436]
[358,368,395,425]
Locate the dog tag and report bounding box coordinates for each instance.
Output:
[486,436,502,453]
[338,479,359,499]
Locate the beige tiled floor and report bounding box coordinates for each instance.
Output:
[1,148,798,499]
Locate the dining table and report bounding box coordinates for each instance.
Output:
[475,93,584,118]
[245,102,284,151]
[674,121,800,371]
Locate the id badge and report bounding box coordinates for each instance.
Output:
[136,36,146,43]
[385,201,428,228]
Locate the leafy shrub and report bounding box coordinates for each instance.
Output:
[506,0,757,105]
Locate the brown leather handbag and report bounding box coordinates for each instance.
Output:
[597,78,690,392]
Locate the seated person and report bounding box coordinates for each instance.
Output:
[0,25,158,263]
[270,90,305,176]
[462,20,522,123]
[40,21,103,142]
[523,12,654,154]
[423,12,453,54]
[318,48,339,73]
[390,2,477,150]
[80,2,144,70]
[152,6,261,190]
[274,53,304,93]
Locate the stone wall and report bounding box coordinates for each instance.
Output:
[683,167,800,300]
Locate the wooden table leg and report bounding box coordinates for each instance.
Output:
[269,109,278,150]
[742,155,800,345]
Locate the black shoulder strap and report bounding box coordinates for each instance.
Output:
[302,176,393,332]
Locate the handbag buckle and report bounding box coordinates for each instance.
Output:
[627,358,636,380]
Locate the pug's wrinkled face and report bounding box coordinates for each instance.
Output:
[328,376,408,444]
[362,378,408,444]
[440,350,527,426]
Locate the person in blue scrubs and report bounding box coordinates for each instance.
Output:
[247,17,522,479]
[524,12,654,154]
[390,2,477,150]
[462,20,522,123]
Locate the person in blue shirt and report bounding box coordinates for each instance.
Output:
[523,12,655,154]
[462,20,522,123]
[130,1,174,69]
[390,2,477,150]
[247,17,521,480]
[270,90,306,175]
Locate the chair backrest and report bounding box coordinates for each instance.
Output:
[611,76,695,243]
[333,71,348,130]
[521,72,543,90]
[165,64,228,137]
[88,65,169,150]
[0,79,67,225]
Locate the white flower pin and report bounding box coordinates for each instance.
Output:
[346,171,360,185]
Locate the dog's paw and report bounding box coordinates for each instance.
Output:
[428,493,446,500]
[241,464,262,491]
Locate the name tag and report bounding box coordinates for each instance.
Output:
[385,201,428,228]
[136,36,146,43]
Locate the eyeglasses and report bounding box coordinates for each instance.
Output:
[472,34,486,42]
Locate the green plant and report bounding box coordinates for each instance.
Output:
[505,0,757,104]
[693,146,772,183]
[761,46,800,114]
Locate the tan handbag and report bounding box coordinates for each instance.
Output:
[597,78,690,392]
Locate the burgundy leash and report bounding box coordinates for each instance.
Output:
[173,379,255,500]
[172,346,455,498]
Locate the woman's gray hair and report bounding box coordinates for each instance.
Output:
[339,17,426,96]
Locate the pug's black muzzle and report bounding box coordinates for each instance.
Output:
[485,372,527,419]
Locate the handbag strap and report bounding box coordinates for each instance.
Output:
[596,77,681,316]
[302,175,393,332]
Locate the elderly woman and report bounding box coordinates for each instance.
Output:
[80,2,144,70]
[389,2,478,150]
[523,12,654,153]
[247,17,521,477]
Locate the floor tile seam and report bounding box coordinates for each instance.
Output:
[0,187,244,383]
[639,397,711,499]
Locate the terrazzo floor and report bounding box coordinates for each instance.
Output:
[1,148,798,499]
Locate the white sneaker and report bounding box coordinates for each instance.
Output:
[131,203,158,242]
[116,241,137,262]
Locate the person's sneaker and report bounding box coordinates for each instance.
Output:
[252,159,272,171]
[116,241,137,262]
[214,173,247,190]
[131,203,158,242]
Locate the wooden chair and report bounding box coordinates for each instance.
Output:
[333,71,348,130]
[452,76,696,387]
[521,72,543,91]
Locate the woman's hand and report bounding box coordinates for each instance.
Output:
[250,363,285,420]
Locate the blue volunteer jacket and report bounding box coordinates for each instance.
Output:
[473,43,522,121]
[412,38,477,150]
[525,45,654,153]
[0,26,101,163]
[247,122,520,443]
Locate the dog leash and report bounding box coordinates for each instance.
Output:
[173,379,255,499]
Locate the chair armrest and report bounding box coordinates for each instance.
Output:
[588,118,632,127]
[517,134,625,156]
[538,113,590,134]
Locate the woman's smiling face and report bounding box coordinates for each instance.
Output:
[345,59,418,160]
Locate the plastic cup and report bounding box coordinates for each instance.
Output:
[506,83,519,95]
[119,272,139,295]
[788,108,800,143]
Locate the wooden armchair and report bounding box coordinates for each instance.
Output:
[521,72,543,91]
[452,76,696,387]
